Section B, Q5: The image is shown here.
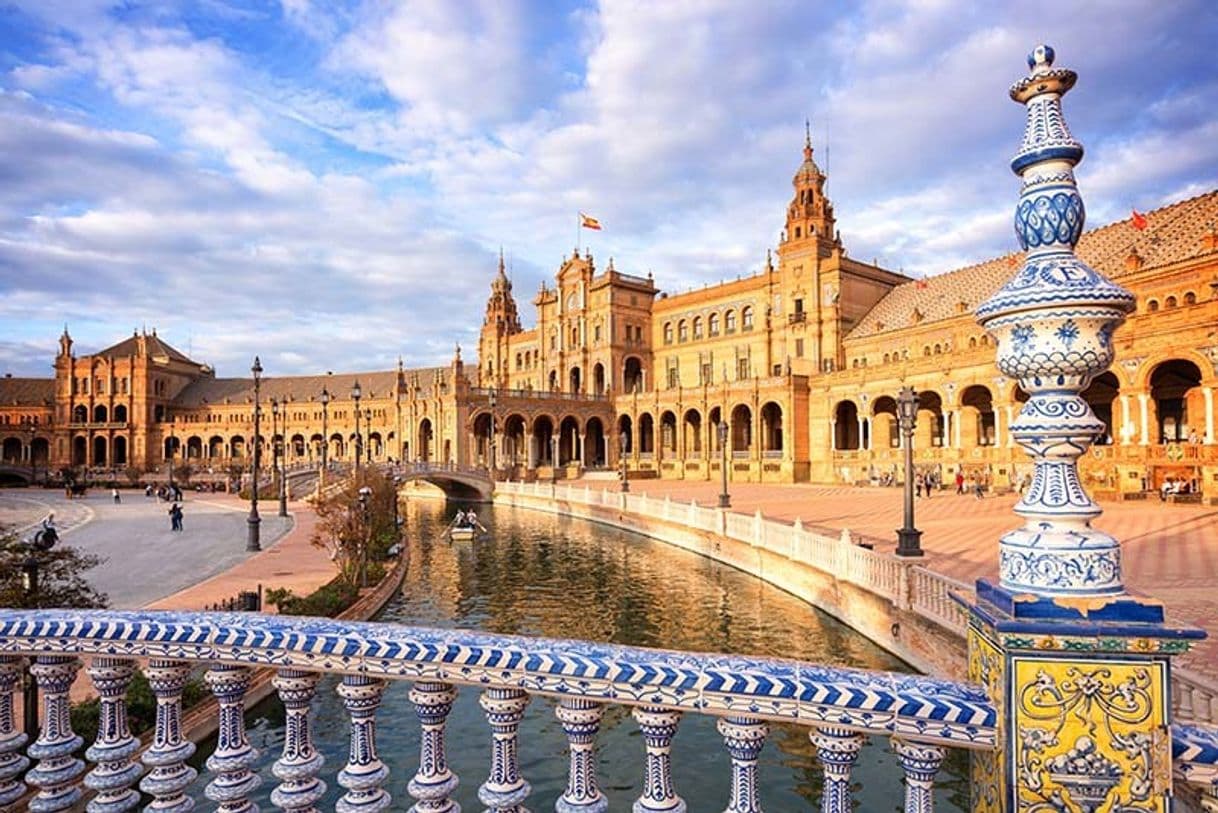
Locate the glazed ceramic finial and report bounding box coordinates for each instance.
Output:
[975,46,1136,598]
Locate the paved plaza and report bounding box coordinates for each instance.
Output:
[617,478,1218,681]
[0,489,293,609]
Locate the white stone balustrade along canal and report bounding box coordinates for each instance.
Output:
[4,44,1218,813]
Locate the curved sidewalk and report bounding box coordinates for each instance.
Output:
[610,478,1218,681]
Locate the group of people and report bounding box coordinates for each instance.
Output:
[1160,477,1196,499]
[453,509,483,529]
[915,470,942,498]
[145,484,183,502]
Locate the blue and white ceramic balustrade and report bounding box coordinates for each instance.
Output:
[0,610,998,812]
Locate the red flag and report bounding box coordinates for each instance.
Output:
[915,278,929,289]
[1131,209,1148,231]
[579,212,602,231]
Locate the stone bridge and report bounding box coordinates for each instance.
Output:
[394,461,495,500]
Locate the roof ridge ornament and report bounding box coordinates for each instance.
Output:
[976,45,1136,598]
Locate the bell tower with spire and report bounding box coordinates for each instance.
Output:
[784,120,837,254]
[478,249,522,388]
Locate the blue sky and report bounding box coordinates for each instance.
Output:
[1,0,1216,377]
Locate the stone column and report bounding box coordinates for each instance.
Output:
[579,432,588,468]
[1205,386,1215,444]
[856,415,865,451]
[1138,391,1150,445]
[829,419,837,451]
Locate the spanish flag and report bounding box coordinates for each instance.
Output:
[580,212,602,231]
[1131,209,1148,231]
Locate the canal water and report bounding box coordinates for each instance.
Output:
[196,498,969,811]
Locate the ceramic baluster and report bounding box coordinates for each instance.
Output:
[555,698,607,813]
[717,716,768,813]
[810,726,865,813]
[632,706,685,813]
[478,687,531,813]
[141,659,198,812]
[84,657,142,813]
[336,674,391,813]
[26,656,84,812]
[204,665,261,813]
[271,669,325,813]
[891,738,945,813]
[0,656,29,807]
[407,681,460,813]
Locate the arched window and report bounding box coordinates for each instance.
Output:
[923,346,932,357]
[883,353,890,363]
[1147,299,1160,312]
[742,306,754,331]
[1165,295,1178,309]
[708,313,720,336]
[678,319,688,342]
[725,311,737,333]
[1184,291,1197,305]
[933,344,941,354]
[692,317,703,339]
[969,337,977,349]
[663,322,674,345]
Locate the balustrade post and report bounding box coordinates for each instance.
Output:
[27,656,84,812]
[84,657,142,813]
[271,669,326,813]
[810,726,864,813]
[478,687,531,813]
[204,665,261,813]
[632,706,685,813]
[555,698,607,813]
[337,674,391,813]
[891,738,945,813]
[141,659,198,812]
[717,715,768,813]
[407,681,459,813]
[0,656,29,807]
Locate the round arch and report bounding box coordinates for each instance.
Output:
[584,417,606,467]
[834,400,860,450]
[760,402,783,454]
[729,404,752,453]
[682,408,702,455]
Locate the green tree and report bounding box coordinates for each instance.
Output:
[0,529,108,609]
[310,469,401,587]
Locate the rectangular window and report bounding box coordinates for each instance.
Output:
[594,325,602,342]
[666,359,680,389]
[795,339,805,358]
[737,358,750,379]
[794,298,804,313]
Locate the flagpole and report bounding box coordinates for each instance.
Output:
[576,212,580,255]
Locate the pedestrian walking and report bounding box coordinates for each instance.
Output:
[915,472,924,498]
[973,476,984,499]
[169,503,183,532]
[955,471,965,495]
[113,487,121,504]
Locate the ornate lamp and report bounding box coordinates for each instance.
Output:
[895,386,922,556]
[247,356,262,552]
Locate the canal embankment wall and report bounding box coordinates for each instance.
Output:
[492,481,971,678]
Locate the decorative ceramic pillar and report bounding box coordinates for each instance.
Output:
[84,658,142,813]
[717,716,768,813]
[556,698,607,813]
[478,687,530,813]
[336,675,391,813]
[407,681,459,813]
[891,738,944,813]
[0,657,30,808]
[204,665,261,813]
[141,659,198,812]
[811,726,864,813]
[27,656,85,812]
[271,669,326,813]
[964,45,1202,813]
[632,706,685,813]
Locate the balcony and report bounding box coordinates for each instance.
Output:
[788,311,807,325]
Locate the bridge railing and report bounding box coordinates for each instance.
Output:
[0,608,996,812]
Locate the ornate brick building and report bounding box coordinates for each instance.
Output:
[3,136,1217,500]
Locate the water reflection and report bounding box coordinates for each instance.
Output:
[194,498,969,811]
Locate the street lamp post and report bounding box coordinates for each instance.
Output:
[247,357,262,552]
[352,380,362,478]
[320,387,330,492]
[551,434,559,483]
[167,421,175,490]
[26,424,35,485]
[619,431,630,492]
[718,420,731,508]
[20,556,38,736]
[896,386,924,557]
[357,486,372,589]
[365,408,373,467]
[272,399,287,517]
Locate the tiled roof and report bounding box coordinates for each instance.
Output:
[0,377,55,407]
[847,189,1218,340]
[172,367,453,408]
[92,332,198,364]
